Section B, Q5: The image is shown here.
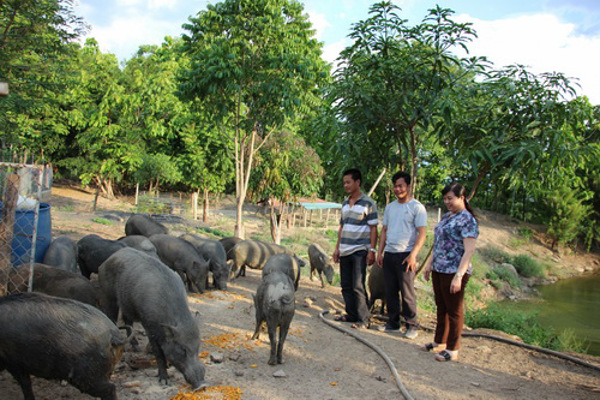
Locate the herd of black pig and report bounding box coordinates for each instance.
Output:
[0,214,337,400]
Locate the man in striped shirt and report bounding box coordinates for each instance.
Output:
[333,169,379,329]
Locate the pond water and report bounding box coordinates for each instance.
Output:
[528,271,600,355]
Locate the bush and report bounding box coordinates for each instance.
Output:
[512,254,545,278]
[470,253,490,280]
[493,266,521,288]
[479,246,511,264]
[518,226,534,240]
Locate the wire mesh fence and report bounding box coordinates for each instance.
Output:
[0,161,52,296]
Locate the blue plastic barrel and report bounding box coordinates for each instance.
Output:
[0,202,52,265]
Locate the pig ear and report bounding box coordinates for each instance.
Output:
[161,323,178,339]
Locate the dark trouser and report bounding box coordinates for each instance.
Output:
[340,250,370,324]
[383,251,417,329]
[432,271,470,351]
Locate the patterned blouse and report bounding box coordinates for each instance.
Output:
[432,209,479,274]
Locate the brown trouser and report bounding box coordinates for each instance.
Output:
[432,271,470,351]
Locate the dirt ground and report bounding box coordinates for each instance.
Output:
[1,185,599,400]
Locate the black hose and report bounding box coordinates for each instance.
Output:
[418,324,600,373]
[319,310,415,400]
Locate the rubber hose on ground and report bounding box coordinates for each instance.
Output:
[417,324,600,373]
[319,310,415,400]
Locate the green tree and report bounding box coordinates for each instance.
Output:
[0,0,86,148]
[57,39,133,198]
[180,0,329,238]
[251,130,324,243]
[545,185,592,251]
[331,2,484,195]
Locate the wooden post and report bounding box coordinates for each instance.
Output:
[326,208,331,227]
[303,207,308,228]
[192,192,198,221]
[203,189,209,222]
[310,210,313,227]
[135,183,139,206]
[0,174,20,296]
[368,167,387,197]
[93,187,100,212]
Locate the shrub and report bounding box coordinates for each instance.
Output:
[479,246,511,264]
[470,253,490,280]
[518,226,534,240]
[512,254,545,278]
[493,266,521,288]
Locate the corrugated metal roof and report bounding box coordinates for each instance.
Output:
[297,202,342,210]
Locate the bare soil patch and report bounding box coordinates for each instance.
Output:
[1,185,599,400]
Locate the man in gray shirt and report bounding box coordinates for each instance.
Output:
[376,171,427,338]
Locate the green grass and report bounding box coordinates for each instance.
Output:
[56,204,75,212]
[512,254,545,278]
[91,217,113,225]
[325,229,338,242]
[197,226,232,238]
[508,236,528,248]
[465,302,589,353]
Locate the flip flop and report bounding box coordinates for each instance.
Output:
[421,343,446,352]
[351,322,371,329]
[435,350,458,362]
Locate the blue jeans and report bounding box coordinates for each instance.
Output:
[340,250,370,324]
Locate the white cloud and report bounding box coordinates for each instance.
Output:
[83,15,182,61]
[322,38,350,70]
[307,10,331,40]
[456,13,600,104]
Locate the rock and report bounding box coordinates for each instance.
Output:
[273,370,287,378]
[122,381,142,388]
[375,375,386,382]
[210,352,225,363]
[228,352,241,361]
[308,296,317,302]
[476,345,492,354]
[303,298,313,308]
[235,371,244,377]
[499,263,519,277]
[470,382,481,387]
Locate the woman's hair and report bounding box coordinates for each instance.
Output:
[441,182,476,219]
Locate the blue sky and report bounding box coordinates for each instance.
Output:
[74,0,600,104]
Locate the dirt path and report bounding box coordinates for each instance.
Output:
[1,186,599,399]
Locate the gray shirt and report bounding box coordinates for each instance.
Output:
[382,198,427,253]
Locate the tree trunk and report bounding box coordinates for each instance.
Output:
[468,164,489,202]
[203,188,209,223]
[409,125,418,197]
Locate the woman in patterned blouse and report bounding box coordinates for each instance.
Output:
[422,182,479,362]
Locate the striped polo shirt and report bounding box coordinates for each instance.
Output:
[339,193,379,256]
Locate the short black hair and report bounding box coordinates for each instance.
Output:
[343,168,362,184]
[392,171,411,186]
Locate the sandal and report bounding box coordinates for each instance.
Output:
[334,315,350,322]
[421,343,446,352]
[351,322,371,329]
[435,350,458,362]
